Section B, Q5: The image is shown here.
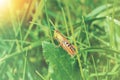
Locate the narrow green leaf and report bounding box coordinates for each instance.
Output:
[42,41,81,80]
[86,4,111,18]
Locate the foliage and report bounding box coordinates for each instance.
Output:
[0,0,120,80]
[42,41,81,80]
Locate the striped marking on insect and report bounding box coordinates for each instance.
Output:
[54,30,76,56]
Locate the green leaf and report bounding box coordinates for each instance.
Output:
[86,4,111,18]
[42,41,81,80]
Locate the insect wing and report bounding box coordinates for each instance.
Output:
[54,30,76,56]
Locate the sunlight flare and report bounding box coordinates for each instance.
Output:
[0,0,9,9]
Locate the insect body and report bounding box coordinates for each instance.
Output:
[54,30,76,56]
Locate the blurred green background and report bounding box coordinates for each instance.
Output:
[0,0,120,80]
